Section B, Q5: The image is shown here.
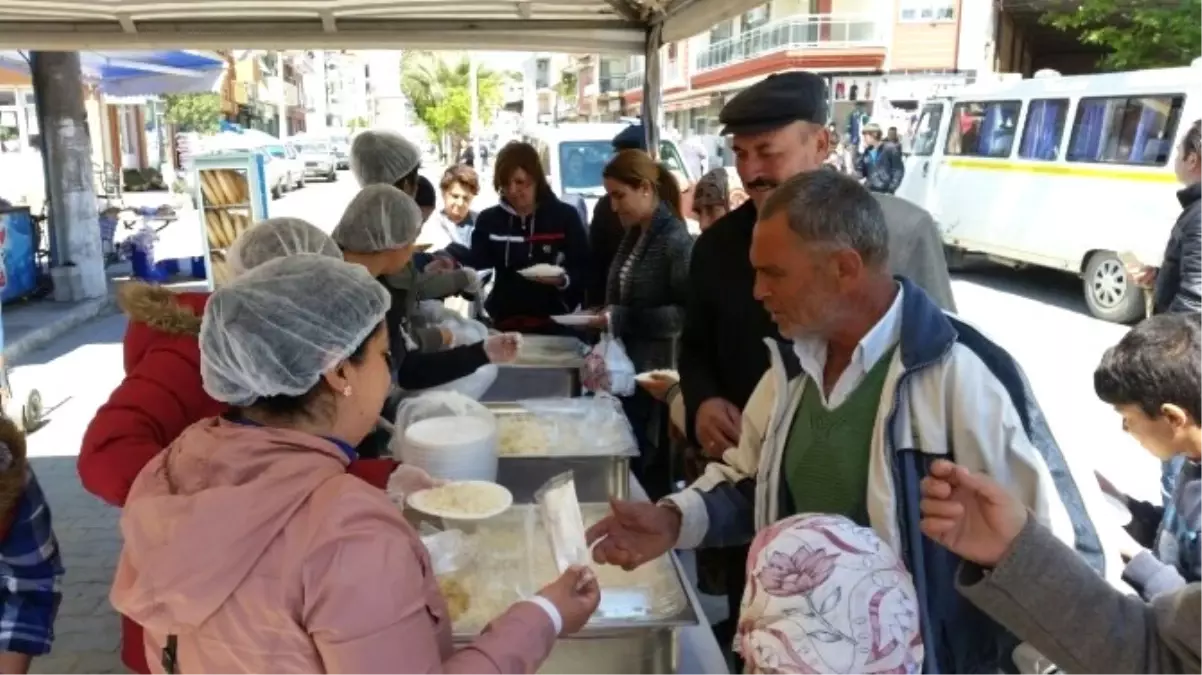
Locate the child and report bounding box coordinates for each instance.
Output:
[0,415,64,674]
[1093,312,1201,597]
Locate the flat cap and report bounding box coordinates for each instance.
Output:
[719,71,828,136]
[612,124,648,151]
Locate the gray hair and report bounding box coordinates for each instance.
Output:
[760,170,889,267]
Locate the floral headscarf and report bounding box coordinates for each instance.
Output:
[738,514,923,674]
[693,168,730,209]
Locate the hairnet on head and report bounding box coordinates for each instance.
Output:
[351,130,421,187]
[226,217,342,277]
[199,254,390,406]
[332,184,423,253]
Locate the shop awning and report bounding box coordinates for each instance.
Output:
[0,50,225,96]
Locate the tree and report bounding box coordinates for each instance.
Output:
[401,52,505,145]
[347,116,370,130]
[1042,0,1201,71]
[162,93,223,134]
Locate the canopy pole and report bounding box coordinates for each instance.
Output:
[640,22,663,159]
[469,53,480,167]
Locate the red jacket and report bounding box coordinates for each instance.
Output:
[79,284,398,673]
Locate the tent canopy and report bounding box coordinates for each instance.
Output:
[0,0,757,53]
[0,50,225,96]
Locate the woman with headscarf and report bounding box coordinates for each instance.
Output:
[110,255,601,673]
[80,218,431,675]
[331,185,519,385]
[691,168,732,234]
[738,513,923,674]
[462,141,590,334]
[589,149,693,501]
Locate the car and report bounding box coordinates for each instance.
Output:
[264,143,305,192]
[295,140,339,182]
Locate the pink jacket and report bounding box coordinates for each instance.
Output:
[110,417,558,674]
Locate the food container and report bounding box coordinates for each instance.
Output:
[487,397,636,502]
[445,504,699,674]
[482,335,588,401]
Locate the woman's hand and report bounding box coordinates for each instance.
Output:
[919,459,1028,568]
[387,465,444,501]
[424,257,456,274]
[537,565,601,635]
[586,310,610,330]
[484,333,522,364]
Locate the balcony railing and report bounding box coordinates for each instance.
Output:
[695,14,884,72]
[625,71,643,91]
[598,75,627,94]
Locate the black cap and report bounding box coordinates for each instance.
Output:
[415,175,436,209]
[612,124,648,151]
[719,71,828,136]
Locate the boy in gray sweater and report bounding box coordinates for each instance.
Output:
[920,459,1200,674]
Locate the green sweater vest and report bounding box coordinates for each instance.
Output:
[782,346,897,526]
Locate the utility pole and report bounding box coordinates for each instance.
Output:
[469,53,480,166]
[276,51,288,137]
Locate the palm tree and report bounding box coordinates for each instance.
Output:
[402,52,506,153]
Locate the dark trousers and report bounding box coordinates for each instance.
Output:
[621,386,673,502]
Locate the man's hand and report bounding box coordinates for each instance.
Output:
[586,498,681,571]
[424,257,456,274]
[919,459,1029,568]
[637,371,679,403]
[1129,264,1158,288]
[695,398,741,458]
[530,274,568,289]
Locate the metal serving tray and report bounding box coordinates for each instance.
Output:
[487,401,634,502]
[481,336,587,401]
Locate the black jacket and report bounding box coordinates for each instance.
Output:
[465,193,590,326]
[1154,183,1202,315]
[857,141,905,194]
[588,196,626,307]
[678,201,797,446]
[381,280,490,390]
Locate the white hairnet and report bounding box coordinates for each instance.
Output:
[226,218,342,277]
[199,254,390,406]
[332,184,423,253]
[351,129,421,187]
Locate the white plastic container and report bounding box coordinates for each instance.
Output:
[398,416,498,482]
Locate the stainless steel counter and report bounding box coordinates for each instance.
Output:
[482,335,587,401]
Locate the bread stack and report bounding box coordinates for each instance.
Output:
[199,169,253,286]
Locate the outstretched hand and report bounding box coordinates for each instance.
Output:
[919,459,1028,568]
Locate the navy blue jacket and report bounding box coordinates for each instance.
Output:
[465,192,589,325]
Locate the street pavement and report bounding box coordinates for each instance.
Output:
[12,172,1156,673]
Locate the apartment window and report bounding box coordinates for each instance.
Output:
[0,91,15,107]
[945,100,1022,158]
[741,4,770,31]
[1018,99,1069,161]
[709,19,733,43]
[899,1,956,22]
[1067,94,1185,166]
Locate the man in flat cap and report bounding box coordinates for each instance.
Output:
[672,71,957,656]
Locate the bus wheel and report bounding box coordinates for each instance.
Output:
[1083,251,1145,324]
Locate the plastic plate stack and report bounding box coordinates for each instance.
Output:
[396,416,499,482]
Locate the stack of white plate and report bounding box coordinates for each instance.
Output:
[396,416,499,482]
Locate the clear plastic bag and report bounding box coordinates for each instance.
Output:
[495,395,637,457]
[535,472,589,574]
[581,332,636,396]
[390,391,497,461]
[419,524,475,576]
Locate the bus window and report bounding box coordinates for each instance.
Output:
[911,103,944,157]
[1067,94,1185,166]
[1018,99,1069,161]
[944,100,1022,158]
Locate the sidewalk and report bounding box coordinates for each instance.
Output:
[3,293,119,365]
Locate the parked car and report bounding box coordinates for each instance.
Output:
[295,140,339,182]
[265,143,305,192]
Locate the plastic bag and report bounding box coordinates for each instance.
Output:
[439,315,489,348]
[535,472,589,574]
[426,363,498,401]
[581,332,636,397]
[390,391,497,460]
[420,525,475,576]
[496,395,637,457]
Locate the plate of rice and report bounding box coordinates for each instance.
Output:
[408,480,514,520]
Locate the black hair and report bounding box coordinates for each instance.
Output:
[394,167,421,195]
[249,323,383,419]
[1094,313,1201,423]
[415,175,436,209]
[1182,119,1201,160]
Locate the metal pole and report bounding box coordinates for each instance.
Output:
[469,54,480,166]
[276,51,288,137]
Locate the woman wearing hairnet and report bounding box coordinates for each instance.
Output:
[110,255,601,673]
[350,129,424,195]
[332,185,520,387]
[79,218,433,675]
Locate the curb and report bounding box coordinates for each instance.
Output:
[3,294,120,363]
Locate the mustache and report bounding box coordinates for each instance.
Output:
[746,178,778,191]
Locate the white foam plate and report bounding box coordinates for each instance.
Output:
[407,480,513,521]
[551,313,598,326]
[518,264,566,279]
[1104,492,1133,527]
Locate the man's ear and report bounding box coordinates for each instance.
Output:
[1160,403,1194,430]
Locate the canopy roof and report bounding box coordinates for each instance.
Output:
[0,49,225,96]
[0,0,752,53]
